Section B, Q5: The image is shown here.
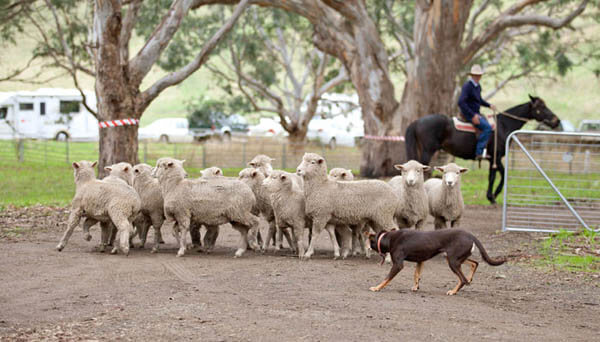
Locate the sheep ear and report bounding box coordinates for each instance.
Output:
[434,166,444,172]
[167,162,174,168]
[393,164,404,171]
[270,158,276,162]
[460,167,469,174]
[180,160,186,164]
[123,166,129,172]
[422,165,431,172]
[248,162,256,167]
[251,170,258,178]
[104,166,112,172]
[91,161,97,167]
[72,162,80,169]
[134,168,139,174]
[216,169,222,176]
[341,172,347,178]
[317,158,324,164]
[280,174,287,180]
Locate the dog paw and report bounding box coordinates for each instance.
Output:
[411,285,419,292]
[369,287,380,292]
[446,290,456,296]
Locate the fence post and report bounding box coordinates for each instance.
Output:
[202,144,207,169]
[17,139,24,162]
[65,140,70,164]
[282,143,287,169]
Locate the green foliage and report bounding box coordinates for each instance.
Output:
[538,229,600,273]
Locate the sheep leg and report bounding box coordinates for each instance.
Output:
[56,209,83,251]
[189,222,201,250]
[149,212,165,253]
[337,225,353,260]
[325,224,341,260]
[450,218,460,228]
[231,223,249,258]
[304,217,328,260]
[203,225,219,253]
[156,216,177,254]
[275,226,284,251]
[134,215,151,249]
[99,221,111,252]
[415,219,425,230]
[262,220,277,252]
[108,211,134,256]
[351,225,362,256]
[82,218,98,242]
[292,220,305,258]
[282,228,296,252]
[174,214,191,257]
[434,216,447,230]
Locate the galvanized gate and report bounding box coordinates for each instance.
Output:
[502,130,600,233]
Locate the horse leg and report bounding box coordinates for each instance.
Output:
[493,160,505,200]
[486,164,497,204]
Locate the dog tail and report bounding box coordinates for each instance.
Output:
[473,237,505,266]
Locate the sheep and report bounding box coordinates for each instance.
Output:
[249,154,303,190]
[296,153,398,259]
[189,166,226,251]
[131,163,165,252]
[200,166,223,179]
[262,170,306,257]
[328,168,369,257]
[56,161,141,255]
[328,168,354,181]
[424,163,468,229]
[388,160,430,230]
[152,158,260,257]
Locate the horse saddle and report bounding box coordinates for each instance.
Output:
[453,114,496,134]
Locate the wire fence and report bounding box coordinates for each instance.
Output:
[0,136,364,171]
[502,131,600,233]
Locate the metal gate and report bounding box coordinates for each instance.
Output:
[502,130,600,233]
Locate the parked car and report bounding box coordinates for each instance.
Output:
[307,115,364,149]
[138,118,194,143]
[578,119,600,133]
[248,117,288,137]
[188,112,249,141]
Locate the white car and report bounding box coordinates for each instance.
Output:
[248,117,288,137]
[138,118,194,143]
[307,115,363,148]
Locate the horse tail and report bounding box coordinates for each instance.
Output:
[405,120,420,162]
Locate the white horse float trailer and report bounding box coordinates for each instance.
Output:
[0,88,98,141]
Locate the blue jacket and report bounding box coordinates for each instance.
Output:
[458,79,490,121]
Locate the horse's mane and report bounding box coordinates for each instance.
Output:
[504,101,531,117]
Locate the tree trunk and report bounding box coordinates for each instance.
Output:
[95,0,139,177]
[396,0,473,128]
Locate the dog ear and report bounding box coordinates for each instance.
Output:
[393,164,404,171]
[459,167,469,174]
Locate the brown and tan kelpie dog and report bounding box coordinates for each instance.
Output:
[368,229,505,295]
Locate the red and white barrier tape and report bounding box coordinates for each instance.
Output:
[363,135,405,142]
[98,118,139,129]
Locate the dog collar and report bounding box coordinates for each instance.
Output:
[377,232,387,265]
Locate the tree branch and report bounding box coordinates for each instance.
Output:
[463,0,589,64]
[120,0,143,64]
[466,0,492,43]
[484,67,535,100]
[138,0,251,112]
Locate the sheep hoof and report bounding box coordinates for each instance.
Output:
[110,247,118,255]
[123,248,130,256]
[83,234,92,242]
[176,250,185,257]
[234,249,244,258]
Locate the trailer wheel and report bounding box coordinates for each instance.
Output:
[55,131,69,141]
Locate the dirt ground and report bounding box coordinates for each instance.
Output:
[0,205,598,341]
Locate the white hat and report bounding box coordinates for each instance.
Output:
[469,64,484,76]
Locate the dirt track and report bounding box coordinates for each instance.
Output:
[1,205,598,341]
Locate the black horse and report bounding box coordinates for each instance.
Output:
[405,95,560,204]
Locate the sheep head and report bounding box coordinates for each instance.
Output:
[394,160,430,187]
[152,158,186,181]
[263,170,293,192]
[434,163,468,188]
[296,153,327,180]
[328,168,354,181]
[201,166,223,179]
[239,168,264,186]
[72,160,97,183]
[248,154,275,176]
[133,163,153,177]
[104,162,134,186]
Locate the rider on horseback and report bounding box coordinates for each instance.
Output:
[458,64,497,161]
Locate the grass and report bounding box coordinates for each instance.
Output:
[536,229,600,273]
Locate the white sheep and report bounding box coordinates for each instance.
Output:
[296,153,398,259]
[57,161,141,255]
[152,158,260,257]
[388,160,430,230]
[132,163,165,252]
[262,170,306,257]
[328,168,354,181]
[424,163,468,229]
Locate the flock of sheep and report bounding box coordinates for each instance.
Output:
[56,153,468,260]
